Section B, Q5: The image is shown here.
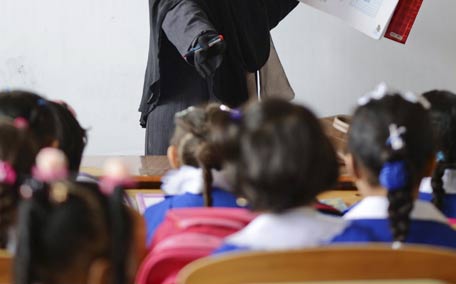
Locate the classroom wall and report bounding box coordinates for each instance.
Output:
[1,1,455,155]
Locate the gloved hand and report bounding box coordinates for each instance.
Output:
[186,31,226,78]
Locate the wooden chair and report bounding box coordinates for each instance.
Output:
[177,244,456,284]
[0,250,12,284]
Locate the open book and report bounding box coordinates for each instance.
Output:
[300,0,423,44]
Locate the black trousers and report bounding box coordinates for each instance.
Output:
[145,1,216,155]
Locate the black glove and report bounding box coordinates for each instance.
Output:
[186,31,226,78]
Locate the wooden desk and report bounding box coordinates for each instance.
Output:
[318,190,362,207]
[81,156,171,188]
[81,155,356,190]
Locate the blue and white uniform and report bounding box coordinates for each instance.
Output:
[419,169,456,218]
[331,196,456,249]
[144,166,242,244]
[214,207,347,254]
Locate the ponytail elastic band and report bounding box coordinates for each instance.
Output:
[220,105,242,121]
[0,161,17,185]
[37,98,47,106]
[13,117,29,129]
[379,161,408,191]
[358,82,431,109]
[437,151,446,162]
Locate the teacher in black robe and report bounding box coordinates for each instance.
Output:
[139,0,299,155]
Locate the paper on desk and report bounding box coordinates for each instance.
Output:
[135,193,165,214]
[299,0,399,40]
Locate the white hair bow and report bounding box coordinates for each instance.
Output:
[358,82,430,109]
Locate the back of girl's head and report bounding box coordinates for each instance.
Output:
[48,101,87,172]
[14,181,133,284]
[0,120,38,249]
[212,99,339,213]
[0,90,58,149]
[349,92,434,241]
[170,104,227,206]
[422,90,456,210]
[171,106,210,167]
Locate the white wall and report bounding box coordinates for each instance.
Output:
[1,1,455,155]
[272,0,456,116]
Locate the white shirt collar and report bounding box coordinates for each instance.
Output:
[344,196,449,224]
[226,206,347,250]
[419,169,456,194]
[161,165,230,195]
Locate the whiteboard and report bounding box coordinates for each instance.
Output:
[299,0,399,39]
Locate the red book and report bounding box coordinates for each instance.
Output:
[384,0,424,44]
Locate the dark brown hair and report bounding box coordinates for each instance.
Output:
[210,99,339,213]
[349,94,434,241]
[0,120,37,249]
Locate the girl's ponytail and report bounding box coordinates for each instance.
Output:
[15,188,49,284]
[431,158,446,211]
[380,124,415,242]
[109,187,132,284]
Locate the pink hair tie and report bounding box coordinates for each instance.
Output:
[0,161,17,185]
[99,159,136,195]
[13,117,29,129]
[32,148,69,182]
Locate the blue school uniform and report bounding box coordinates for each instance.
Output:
[418,170,456,218]
[144,166,242,244]
[214,207,347,254]
[331,196,456,249]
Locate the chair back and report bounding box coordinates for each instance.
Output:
[177,244,456,284]
[0,250,12,284]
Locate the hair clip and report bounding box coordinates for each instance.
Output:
[220,105,242,121]
[386,124,407,151]
[379,161,408,191]
[37,98,47,106]
[436,151,446,162]
[0,160,17,186]
[13,117,29,129]
[33,148,69,182]
[358,82,431,109]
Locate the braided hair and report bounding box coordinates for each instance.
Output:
[422,90,456,211]
[349,94,434,242]
[0,120,37,249]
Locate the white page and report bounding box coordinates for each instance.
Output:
[299,0,399,39]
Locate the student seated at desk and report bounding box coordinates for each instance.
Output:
[14,174,145,284]
[0,91,90,181]
[213,99,347,253]
[418,90,456,218]
[0,119,37,253]
[144,104,243,245]
[331,85,456,249]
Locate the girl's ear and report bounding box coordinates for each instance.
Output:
[87,258,110,284]
[344,153,361,180]
[167,145,180,169]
